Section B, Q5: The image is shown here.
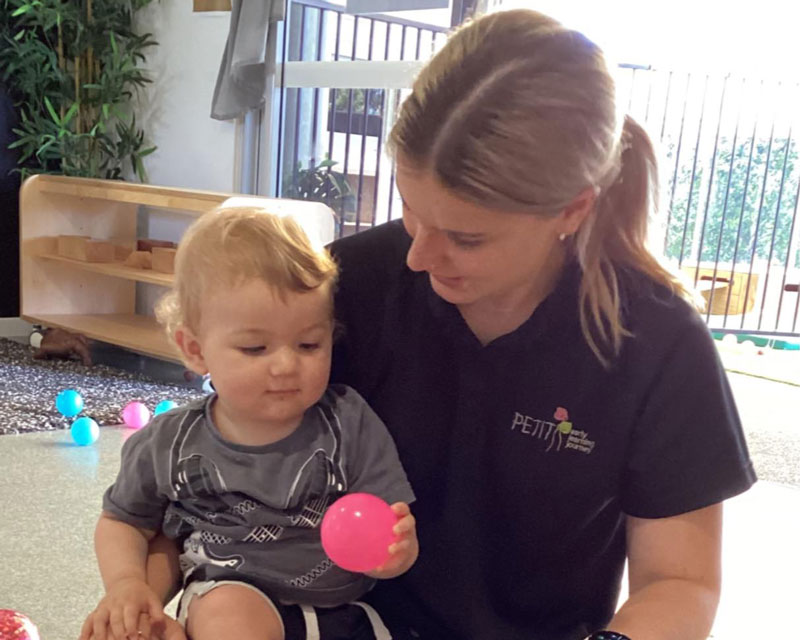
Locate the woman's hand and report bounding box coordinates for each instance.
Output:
[367,502,419,579]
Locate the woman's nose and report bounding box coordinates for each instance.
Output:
[406,226,441,273]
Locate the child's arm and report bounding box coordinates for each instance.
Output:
[79,532,184,640]
[144,532,184,603]
[89,512,165,640]
[335,388,418,579]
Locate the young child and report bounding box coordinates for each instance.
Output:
[83,207,417,640]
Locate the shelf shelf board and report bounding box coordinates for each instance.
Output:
[22,313,180,362]
[32,174,230,213]
[38,253,174,287]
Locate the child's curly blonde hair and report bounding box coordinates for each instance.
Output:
[155,207,338,339]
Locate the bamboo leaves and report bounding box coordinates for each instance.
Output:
[0,0,157,181]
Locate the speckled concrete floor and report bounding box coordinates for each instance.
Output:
[0,426,179,640]
[728,372,800,488]
[1,357,798,639]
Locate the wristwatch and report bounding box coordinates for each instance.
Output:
[586,632,632,640]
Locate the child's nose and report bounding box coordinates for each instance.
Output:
[269,346,297,375]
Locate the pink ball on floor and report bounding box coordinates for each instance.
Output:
[121,401,151,429]
[321,493,398,573]
[0,609,40,640]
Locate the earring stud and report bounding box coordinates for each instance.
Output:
[559,233,567,242]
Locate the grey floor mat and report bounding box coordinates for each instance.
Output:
[0,338,203,435]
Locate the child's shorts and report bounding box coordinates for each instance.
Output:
[178,579,392,640]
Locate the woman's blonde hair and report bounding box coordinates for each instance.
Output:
[389,9,694,365]
[155,207,338,339]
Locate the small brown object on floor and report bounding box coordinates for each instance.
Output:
[33,328,92,366]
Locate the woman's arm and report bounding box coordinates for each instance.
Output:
[145,532,183,604]
[603,503,722,640]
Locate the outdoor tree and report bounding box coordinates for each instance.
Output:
[664,135,799,270]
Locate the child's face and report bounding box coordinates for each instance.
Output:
[186,278,333,433]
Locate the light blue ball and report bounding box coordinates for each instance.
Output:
[154,400,178,416]
[56,389,84,418]
[71,416,99,446]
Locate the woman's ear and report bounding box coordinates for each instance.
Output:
[558,185,598,237]
[175,324,208,375]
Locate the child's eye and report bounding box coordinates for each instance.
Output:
[299,342,320,351]
[239,346,265,355]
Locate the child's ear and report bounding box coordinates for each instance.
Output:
[175,324,208,375]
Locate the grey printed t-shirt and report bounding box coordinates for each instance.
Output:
[103,385,415,607]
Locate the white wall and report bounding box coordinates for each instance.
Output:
[133,2,238,192]
[132,2,240,315]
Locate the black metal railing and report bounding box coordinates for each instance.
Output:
[277,1,447,235]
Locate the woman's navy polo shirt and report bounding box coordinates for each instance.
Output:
[329,220,755,640]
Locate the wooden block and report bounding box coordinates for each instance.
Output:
[124,250,153,270]
[84,240,115,263]
[151,247,177,274]
[138,238,177,252]
[57,235,90,260]
[109,237,136,262]
[194,0,231,10]
[57,235,114,262]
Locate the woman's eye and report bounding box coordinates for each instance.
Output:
[449,234,483,248]
[239,346,265,355]
[299,342,320,351]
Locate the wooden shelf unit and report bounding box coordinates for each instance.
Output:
[38,253,175,287]
[30,313,176,362]
[20,175,234,362]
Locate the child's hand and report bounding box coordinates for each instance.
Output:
[79,609,185,640]
[134,614,185,640]
[366,502,418,579]
[79,578,169,640]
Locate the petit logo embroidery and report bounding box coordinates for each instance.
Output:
[510,406,596,454]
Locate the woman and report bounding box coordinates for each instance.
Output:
[327,8,753,640]
[83,8,754,640]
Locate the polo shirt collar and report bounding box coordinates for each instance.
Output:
[423,260,583,350]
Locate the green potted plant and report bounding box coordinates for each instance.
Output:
[0,0,157,181]
[282,155,356,224]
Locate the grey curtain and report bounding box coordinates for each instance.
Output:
[210,0,285,121]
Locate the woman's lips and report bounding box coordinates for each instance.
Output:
[431,273,463,287]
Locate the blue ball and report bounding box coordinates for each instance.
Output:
[56,389,84,418]
[154,400,178,416]
[71,416,99,446]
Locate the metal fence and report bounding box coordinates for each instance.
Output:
[618,68,800,336]
[276,0,447,234]
[275,2,800,337]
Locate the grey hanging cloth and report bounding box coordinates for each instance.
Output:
[210,0,285,120]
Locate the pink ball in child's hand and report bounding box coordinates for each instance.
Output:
[321,493,398,573]
[0,609,40,640]
[121,401,151,429]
